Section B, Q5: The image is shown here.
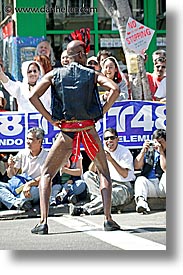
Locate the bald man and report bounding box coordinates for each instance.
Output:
[29,40,120,234]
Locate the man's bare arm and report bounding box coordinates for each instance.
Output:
[96,72,120,114]
[6,154,19,178]
[105,151,129,178]
[22,176,40,198]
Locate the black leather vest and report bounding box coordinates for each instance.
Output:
[51,62,103,121]
[141,150,164,179]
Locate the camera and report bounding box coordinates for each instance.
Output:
[149,141,155,146]
[148,141,155,153]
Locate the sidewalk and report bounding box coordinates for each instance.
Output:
[0,197,166,220]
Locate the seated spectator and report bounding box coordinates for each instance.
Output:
[155,77,166,103]
[134,129,166,214]
[0,60,51,113]
[54,154,88,205]
[60,50,69,67]
[87,56,100,71]
[146,49,166,100]
[0,127,48,210]
[100,56,128,102]
[70,128,135,216]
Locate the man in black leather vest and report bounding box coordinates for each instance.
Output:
[29,40,120,234]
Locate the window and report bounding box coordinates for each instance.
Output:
[46,0,95,30]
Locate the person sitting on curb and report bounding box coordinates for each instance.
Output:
[0,127,48,211]
[70,128,135,216]
[50,154,87,206]
[134,129,166,214]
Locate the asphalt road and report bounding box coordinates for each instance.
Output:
[0,211,166,250]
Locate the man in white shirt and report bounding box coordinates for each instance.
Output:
[0,127,48,210]
[71,128,135,215]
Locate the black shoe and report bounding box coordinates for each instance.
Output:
[104,220,121,231]
[19,200,32,211]
[68,194,78,205]
[70,205,84,216]
[50,201,57,207]
[10,205,17,210]
[31,224,48,235]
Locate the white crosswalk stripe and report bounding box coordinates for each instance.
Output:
[50,216,166,250]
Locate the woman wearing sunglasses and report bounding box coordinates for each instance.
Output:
[0,60,51,113]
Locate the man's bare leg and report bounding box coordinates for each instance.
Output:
[88,128,119,228]
[99,174,112,220]
[31,132,72,233]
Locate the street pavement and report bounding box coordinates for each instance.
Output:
[0,210,166,250]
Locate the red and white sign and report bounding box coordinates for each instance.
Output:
[2,21,13,39]
[125,17,155,57]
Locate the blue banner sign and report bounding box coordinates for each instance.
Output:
[0,101,166,152]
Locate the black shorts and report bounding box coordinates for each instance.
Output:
[62,131,75,139]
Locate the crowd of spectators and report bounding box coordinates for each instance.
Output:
[0,126,166,216]
[0,39,166,216]
[0,42,166,111]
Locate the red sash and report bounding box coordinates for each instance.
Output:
[59,120,99,162]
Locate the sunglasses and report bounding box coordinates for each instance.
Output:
[27,70,39,74]
[68,50,86,58]
[104,136,117,141]
[154,57,166,63]
[156,65,166,69]
[88,61,98,65]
